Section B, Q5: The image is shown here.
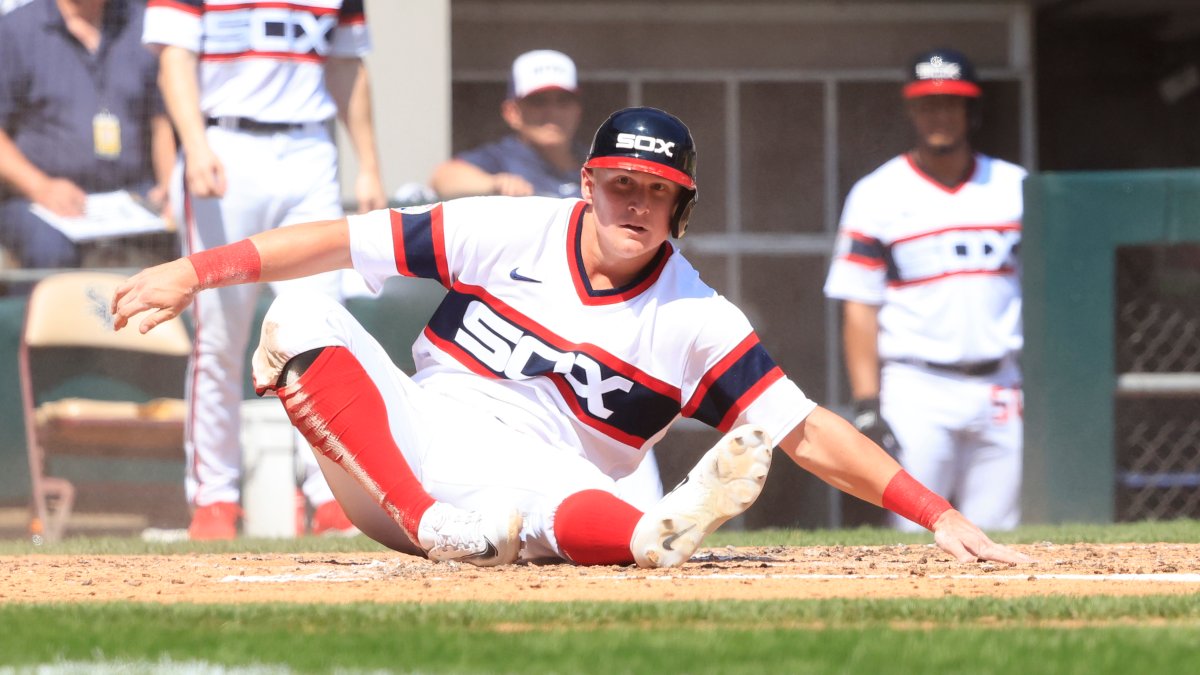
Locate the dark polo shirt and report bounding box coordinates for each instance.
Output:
[457,135,586,199]
[0,0,162,200]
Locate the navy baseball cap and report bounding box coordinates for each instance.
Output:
[904,49,981,99]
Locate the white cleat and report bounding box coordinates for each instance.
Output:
[416,502,523,567]
[631,424,773,568]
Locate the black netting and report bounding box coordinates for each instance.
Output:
[1114,245,1200,521]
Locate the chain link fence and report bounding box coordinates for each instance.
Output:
[1114,245,1200,521]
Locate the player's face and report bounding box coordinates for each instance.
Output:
[582,167,680,257]
[506,89,583,148]
[906,95,970,154]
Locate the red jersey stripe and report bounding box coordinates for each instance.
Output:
[147,0,203,15]
[890,222,1022,246]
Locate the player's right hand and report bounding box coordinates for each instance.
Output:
[491,172,535,197]
[932,509,1035,564]
[110,258,201,335]
[852,398,900,456]
[184,144,227,198]
[30,177,87,217]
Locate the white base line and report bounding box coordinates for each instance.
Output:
[621,573,1200,583]
[222,569,1200,585]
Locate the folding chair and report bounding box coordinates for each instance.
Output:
[19,271,191,541]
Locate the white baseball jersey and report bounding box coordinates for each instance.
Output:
[142,0,370,513]
[824,152,1026,531]
[143,0,369,122]
[347,197,817,479]
[824,153,1025,364]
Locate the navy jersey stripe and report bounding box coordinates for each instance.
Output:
[390,206,449,285]
[340,0,364,19]
[425,287,682,445]
[848,235,884,263]
[686,342,781,429]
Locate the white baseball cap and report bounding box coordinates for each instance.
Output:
[508,49,578,100]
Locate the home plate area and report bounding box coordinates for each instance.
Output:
[2,543,1197,605]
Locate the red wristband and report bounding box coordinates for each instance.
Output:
[881,469,953,531]
[187,239,261,289]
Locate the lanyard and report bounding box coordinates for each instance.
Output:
[58,5,119,109]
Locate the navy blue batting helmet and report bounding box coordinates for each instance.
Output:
[585,107,698,238]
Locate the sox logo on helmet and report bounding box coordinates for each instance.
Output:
[586,107,698,238]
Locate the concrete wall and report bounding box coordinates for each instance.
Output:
[337,0,452,202]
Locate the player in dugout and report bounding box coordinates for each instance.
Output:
[111,106,1032,568]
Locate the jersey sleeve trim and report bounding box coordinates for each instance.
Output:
[681,333,784,430]
[389,205,451,287]
[842,231,886,269]
[716,366,786,433]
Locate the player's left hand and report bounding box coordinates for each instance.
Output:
[355,172,387,213]
[110,258,200,334]
[930,509,1034,564]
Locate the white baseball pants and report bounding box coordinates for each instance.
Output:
[882,359,1023,532]
[176,124,347,510]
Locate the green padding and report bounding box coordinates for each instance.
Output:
[1022,169,1200,523]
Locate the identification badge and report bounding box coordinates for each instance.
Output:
[93,110,121,158]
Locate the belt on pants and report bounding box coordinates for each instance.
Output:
[892,357,1004,377]
[206,116,312,133]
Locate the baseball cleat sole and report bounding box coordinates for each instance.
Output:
[631,424,773,568]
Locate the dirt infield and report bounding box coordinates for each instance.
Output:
[2,542,1197,604]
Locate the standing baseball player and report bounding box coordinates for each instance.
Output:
[113,107,1029,568]
[824,48,1026,531]
[142,0,387,539]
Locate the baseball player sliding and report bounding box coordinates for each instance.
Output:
[142,0,386,539]
[112,107,1029,568]
[825,48,1026,531]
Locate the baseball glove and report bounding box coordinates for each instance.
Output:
[852,397,900,457]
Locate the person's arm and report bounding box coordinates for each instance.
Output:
[777,407,1032,563]
[326,56,385,213]
[111,217,353,334]
[146,113,176,218]
[430,158,534,199]
[841,299,898,451]
[0,128,87,216]
[843,300,881,400]
[157,45,224,198]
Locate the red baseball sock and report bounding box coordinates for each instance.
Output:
[553,489,643,565]
[276,346,434,540]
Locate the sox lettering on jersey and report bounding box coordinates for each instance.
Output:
[203,9,338,57]
[888,226,1019,285]
[456,300,633,418]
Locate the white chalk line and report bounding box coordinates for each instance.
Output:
[221,566,1200,585]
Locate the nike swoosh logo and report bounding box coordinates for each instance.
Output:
[509,267,542,283]
[469,540,499,562]
[662,524,696,552]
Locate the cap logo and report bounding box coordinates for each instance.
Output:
[615,132,675,157]
[915,56,962,81]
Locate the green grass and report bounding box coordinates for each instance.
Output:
[1,598,1199,673]
[1,519,1198,673]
